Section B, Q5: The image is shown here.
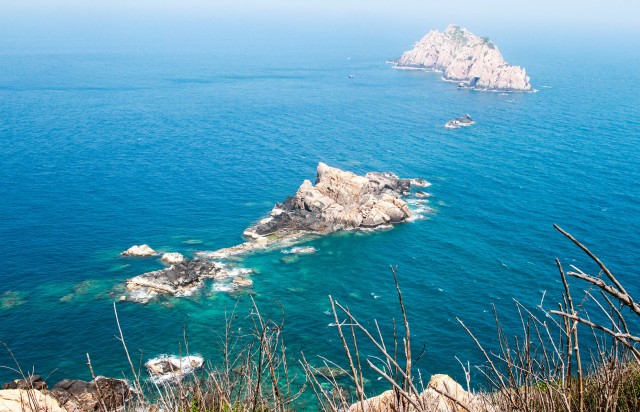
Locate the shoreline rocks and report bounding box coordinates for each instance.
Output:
[395,24,532,92]
[445,114,475,129]
[121,244,156,257]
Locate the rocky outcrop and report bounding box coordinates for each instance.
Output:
[126,259,222,297]
[396,24,532,92]
[445,114,475,129]
[348,374,489,412]
[121,244,156,257]
[242,163,413,241]
[2,375,48,391]
[51,377,133,412]
[146,355,204,383]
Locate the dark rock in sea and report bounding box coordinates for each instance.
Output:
[2,375,47,391]
[126,258,222,298]
[445,114,475,129]
[51,377,133,412]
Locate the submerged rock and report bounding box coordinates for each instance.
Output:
[146,355,204,383]
[282,246,317,255]
[445,114,475,129]
[396,24,532,92]
[0,291,26,310]
[126,258,221,297]
[121,244,156,257]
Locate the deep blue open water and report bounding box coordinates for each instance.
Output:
[1,21,639,407]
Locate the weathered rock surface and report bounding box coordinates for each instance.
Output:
[445,114,475,129]
[126,258,222,297]
[0,389,65,412]
[396,24,532,92]
[51,377,133,412]
[243,163,413,240]
[146,355,204,383]
[121,244,156,257]
[2,375,48,391]
[348,374,490,412]
[161,252,184,265]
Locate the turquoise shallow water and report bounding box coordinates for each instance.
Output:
[0,22,639,407]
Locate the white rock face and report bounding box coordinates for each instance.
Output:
[121,244,156,257]
[348,374,492,412]
[161,252,184,265]
[397,24,532,92]
[0,389,65,412]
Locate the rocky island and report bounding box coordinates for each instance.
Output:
[395,24,532,92]
[124,163,429,300]
[445,114,475,129]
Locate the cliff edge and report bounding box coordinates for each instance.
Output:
[396,24,532,92]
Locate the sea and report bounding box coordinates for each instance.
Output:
[0,18,639,409]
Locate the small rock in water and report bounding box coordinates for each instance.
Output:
[415,191,430,199]
[146,355,204,382]
[232,277,253,287]
[445,114,474,129]
[161,252,184,265]
[121,244,156,257]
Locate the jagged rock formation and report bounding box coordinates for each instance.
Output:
[445,114,475,129]
[396,24,532,91]
[125,163,428,299]
[243,162,412,240]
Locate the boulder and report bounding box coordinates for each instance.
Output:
[232,277,253,287]
[51,377,133,412]
[161,252,184,265]
[348,374,482,412]
[396,25,532,92]
[121,244,156,257]
[0,389,65,412]
[2,375,47,391]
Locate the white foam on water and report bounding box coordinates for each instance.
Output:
[145,355,204,383]
[282,246,317,255]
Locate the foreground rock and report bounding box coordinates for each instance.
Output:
[126,259,222,297]
[51,377,133,412]
[349,374,489,412]
[121,244,156,257]
[243,163,413,241]
[2,375,48,391]
[0,389,65,412]
[396,24,532,92]
[445,114,475,129]
[146,355,204,383]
